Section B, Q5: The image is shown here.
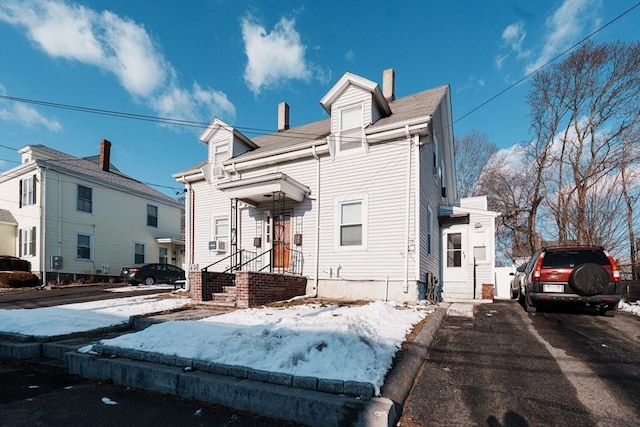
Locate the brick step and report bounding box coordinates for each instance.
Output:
[222,285,237,294]
[209,301,237,308]
[213,292,237,303]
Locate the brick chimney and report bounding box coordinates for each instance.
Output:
[278,102,289,131]
[100,139,111,172]
[383,68,395,101]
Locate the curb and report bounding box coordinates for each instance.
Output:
[380,306,447,420]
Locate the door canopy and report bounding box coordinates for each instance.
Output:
[216,172,310,205]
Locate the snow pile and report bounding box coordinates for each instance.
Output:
[92,301,432,394]
[0,295,190,336]
[619,300,640,317]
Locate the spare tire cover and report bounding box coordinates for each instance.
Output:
[568,263,609,296]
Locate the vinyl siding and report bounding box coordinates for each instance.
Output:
[43,170,182,276]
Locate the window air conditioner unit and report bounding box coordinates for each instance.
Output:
[209,240,227,252]
[213,165,225,178]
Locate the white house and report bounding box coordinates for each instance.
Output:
[0,141,184,284]
[174,69,498,305]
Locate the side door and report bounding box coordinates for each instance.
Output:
[442,227,467,285]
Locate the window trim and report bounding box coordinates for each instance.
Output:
[77,184,93,213]
[76,232,93,261]
[337,103,365,153]
[334,195,368,251]
[147,204,158,227]
[211,215,229,252]
[134,242,145,264]
[20,175,37,207]
[19,226,36,257]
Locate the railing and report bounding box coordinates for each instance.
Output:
[201,247,303,276]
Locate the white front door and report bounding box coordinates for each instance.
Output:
[442,227,467,284]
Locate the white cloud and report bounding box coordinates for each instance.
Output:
[0,90,62,131]
[524,0,601,74]
[345,49,355,62]
[0,0,235,125]
[241,15,313,95]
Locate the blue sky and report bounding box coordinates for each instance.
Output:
[1,0,638,197]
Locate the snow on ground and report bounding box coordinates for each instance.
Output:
[619,300,640,316]
[84,301,432,394]
[0,294,190,336]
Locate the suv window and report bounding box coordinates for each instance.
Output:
[542,250,609,268]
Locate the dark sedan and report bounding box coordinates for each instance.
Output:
[120,263,185,286]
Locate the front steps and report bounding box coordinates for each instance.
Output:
[212,285,237,308]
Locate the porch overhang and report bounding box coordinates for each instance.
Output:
[216,172,310,204]
[156,238,185,245]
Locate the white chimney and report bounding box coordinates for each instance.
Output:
[278,102,290,131]
[383,68,395,101]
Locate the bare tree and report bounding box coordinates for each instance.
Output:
[528,40,640,249]
[454,130,497,198]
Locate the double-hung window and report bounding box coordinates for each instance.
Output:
[213,143,229,178]
[19,227,36,257]
[337,197,367,249]
[147,204,158,227]
[77,234,92,260]
[212,216,229,252]
[339,104,363,151]
[19,175,36,207]
[77,185,93,213]
[134,243,145,264]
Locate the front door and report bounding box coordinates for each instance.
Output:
[443,228,467,284]
[273,213,291,272]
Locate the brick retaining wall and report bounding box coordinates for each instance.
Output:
[235,272,307,308]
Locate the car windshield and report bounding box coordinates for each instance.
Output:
[542,250,608,268]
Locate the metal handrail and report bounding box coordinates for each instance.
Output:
[202,247,303,275]
[201,249,257,273]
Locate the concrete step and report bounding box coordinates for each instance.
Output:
[222,285,237,294]
[212,292,237,303]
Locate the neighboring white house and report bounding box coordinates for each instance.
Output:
[174,69,498,303]
[0,141,184,284]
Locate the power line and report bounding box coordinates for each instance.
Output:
[0,3,636,147]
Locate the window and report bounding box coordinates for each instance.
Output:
[134,243,145,264]
[473,230,487,262]
[77,185,93,213]
[340,201,362,246]
[77,234,92,260]
[446,233,462,267]
[19,227,36,257]
[19,175,36,207]
[147,204,158,227]
[159,247,168,264]
[339,104,363,151]
[212,217,229,251]
[213,143,229,177]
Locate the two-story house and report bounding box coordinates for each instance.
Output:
[174,69,498,304]
[0,140,184,284]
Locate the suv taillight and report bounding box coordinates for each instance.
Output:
[604,250,620,282]
[533,253,545,279]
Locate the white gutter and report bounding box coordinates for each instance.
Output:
[404,125,411,293]
[311,144,320,298]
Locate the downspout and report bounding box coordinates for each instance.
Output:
[311,144,320,298]
[403,125,412,293]
[185,180,193,292]
[41,166,46,286]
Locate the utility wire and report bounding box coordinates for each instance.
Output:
[0,3,636,150]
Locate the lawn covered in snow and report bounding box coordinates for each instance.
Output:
[88,301,432,394]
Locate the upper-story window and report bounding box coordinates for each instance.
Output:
[338,104,363,151]
[77,185,93,213]
[213,143,229,178]
[147,204,158,227]
[19,175,36,207]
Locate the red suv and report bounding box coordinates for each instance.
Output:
[520,246,621,316]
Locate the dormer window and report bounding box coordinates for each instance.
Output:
[213,143,229,178]
[338,104,364,151]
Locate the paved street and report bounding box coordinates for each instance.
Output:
[400,300,640,426]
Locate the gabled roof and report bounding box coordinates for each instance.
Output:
[0,209,17,225]
[8,145,180,207]
[319,72,392,116]
[175,83,449,175]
